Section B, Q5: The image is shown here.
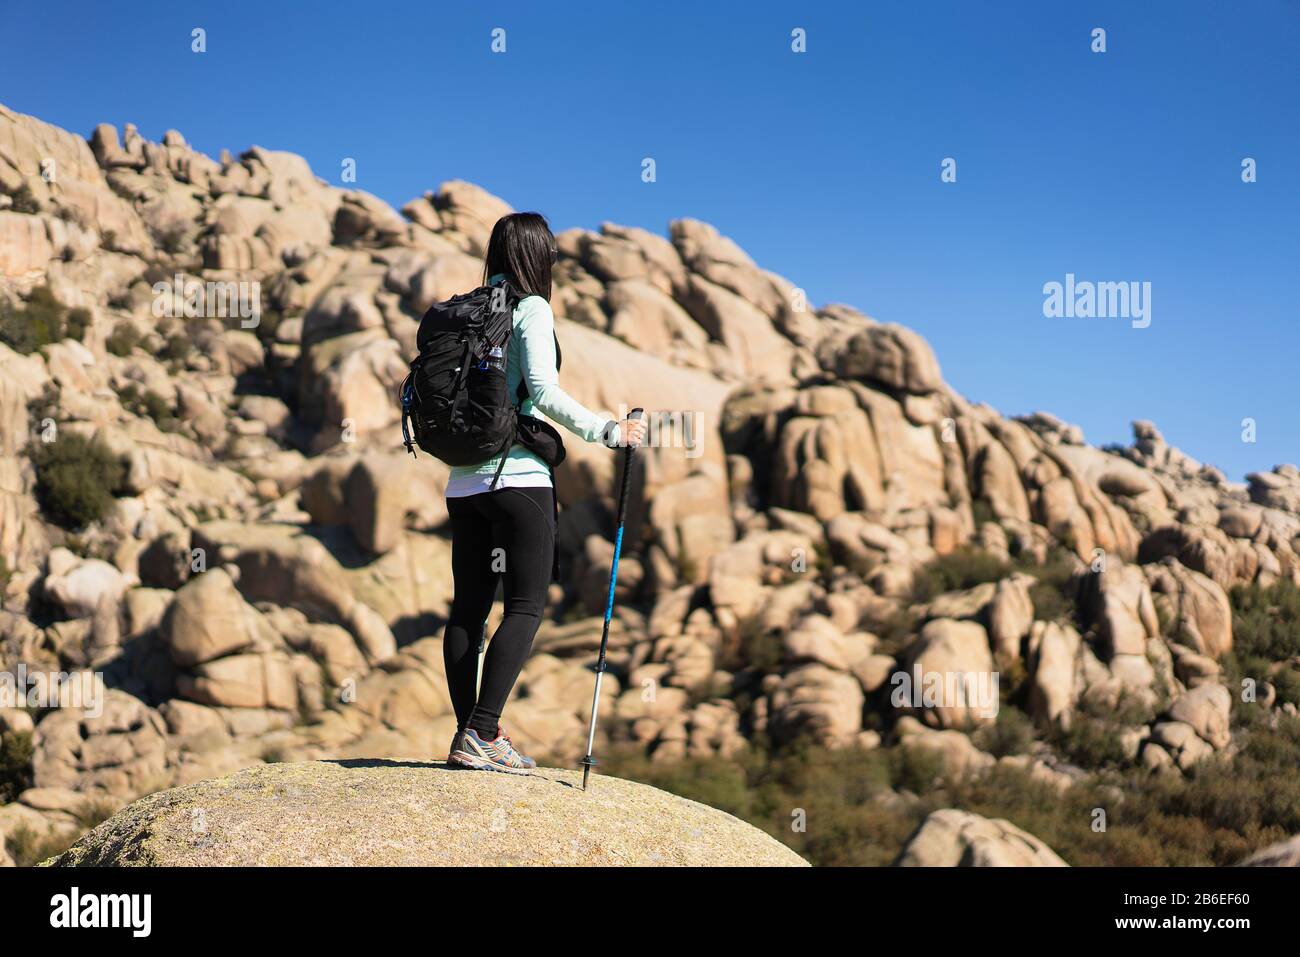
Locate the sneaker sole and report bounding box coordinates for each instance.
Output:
[448,748,533,775]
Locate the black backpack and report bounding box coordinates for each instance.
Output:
[400,279,564,490]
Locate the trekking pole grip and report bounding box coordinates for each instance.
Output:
[615,408,644,525]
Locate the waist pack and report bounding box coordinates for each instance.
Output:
[399,279,566,490]
[515,412,566,468]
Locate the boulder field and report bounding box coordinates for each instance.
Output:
[3,101,1300,866]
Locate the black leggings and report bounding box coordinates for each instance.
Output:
[443,486,555,739]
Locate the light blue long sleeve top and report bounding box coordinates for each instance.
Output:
[444,285,617,498]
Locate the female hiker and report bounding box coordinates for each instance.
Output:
[442,212,646,774]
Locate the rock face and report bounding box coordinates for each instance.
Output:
[50,760,807,867]
[894,809,1068,867]
[2,100,1299,866]
[32,690,169,797]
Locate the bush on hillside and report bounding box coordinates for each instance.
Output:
[911,546,1010,602]
[105,322,142,357]
[65,306,92,342]
[600,737,917,866]
[603,711,1300,866]
[1021,547,1081,626]
[4,823,76,868]
[0,730,34,804]
[7,183,41,215]
[116,383,180,432]
[1224,580,1300,707]
[0,285,89,355]
[971,705,1035,757]
[28,433,127,529]
[161,333,192,363]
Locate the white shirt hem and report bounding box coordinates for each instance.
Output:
[444,471,554,498]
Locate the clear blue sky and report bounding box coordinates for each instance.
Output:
[4,0,1297,480]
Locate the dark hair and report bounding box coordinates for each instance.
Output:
[483,212,557,302]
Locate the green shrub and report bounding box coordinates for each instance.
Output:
[0,285,79,355]
[8,183,40,215]
[1137,717,1300,858]
[970,498,998,528]
[0,729,34,804]
[65,307,92,342]
[887,742,946,793]
[874,607,917,657]
[971,705,1035,758]
[116,383,179,432]
[601,739,916,866]
[740,623,785,672]
[811,540,834,579]
[75,797,118,831]
[1046,691,1153,771]
[1049,716,1132,770]
[1027,583,1074,627]
[911,546,1009,603]
[4,820,81,867]
[943,765,1128,863]
[105,322,142,357]
[27,432,127,529]
[600,711,1300,866]
[1022,547,1080,626]
[940,764,1219,866]
[925,716,1300,865]
[1230,580,1300,658]
[1225,580,1300,707]
[162,333,192,363]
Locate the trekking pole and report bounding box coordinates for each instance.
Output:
[580,408,644,791]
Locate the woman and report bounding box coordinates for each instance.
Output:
[443,212,646,774]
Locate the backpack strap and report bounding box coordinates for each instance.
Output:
[487,418,516,492]
[514,331,562,405]
[399,371,417,457]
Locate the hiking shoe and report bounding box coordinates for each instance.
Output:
[449,727,536,774]
[446,728,465,763]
